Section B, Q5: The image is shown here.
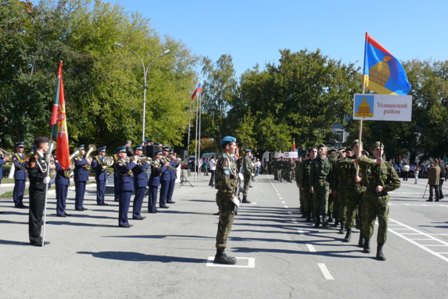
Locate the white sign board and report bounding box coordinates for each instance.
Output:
[283,152,298,158]
[353,94,412,122]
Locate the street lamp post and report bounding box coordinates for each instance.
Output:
[115,42,170,143]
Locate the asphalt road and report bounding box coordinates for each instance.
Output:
[0,175,447,298]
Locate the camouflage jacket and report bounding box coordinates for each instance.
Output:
[215,153,238,196]
[358,156,401,194]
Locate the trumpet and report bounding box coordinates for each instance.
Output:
[131,155,152,165]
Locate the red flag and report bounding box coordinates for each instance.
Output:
[292,139,296,152]
[54,62,70,170]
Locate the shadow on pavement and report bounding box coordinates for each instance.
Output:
[47,220,117,228]
[105,234,213,240]
[232,246,368,259]
[77,251,205,263]
[0,239,30,246]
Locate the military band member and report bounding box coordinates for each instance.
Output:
[12,141,28,208]
[159,146,171,208]
[167,150,180,204]
[113,150,120,202]
[91,146,108,206]
[0,149,9,185]
[28,137,54,246]
[73,144,90,211]
[148,151,163,213]
[213,136,239,265]
[241,149,255,204]
[357,141,401,261]
[132,144,148,220]
[115,146,138,227]
[54,157,71,217]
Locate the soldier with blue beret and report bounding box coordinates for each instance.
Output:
[213,135,238,265]
[91,146,108,206]
[241,149,255,204]
[12,141,28,208]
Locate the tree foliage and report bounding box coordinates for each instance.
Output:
[0,0,197,151]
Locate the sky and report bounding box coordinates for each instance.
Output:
[104,0,448,78]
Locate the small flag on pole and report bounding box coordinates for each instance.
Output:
[191,82,203,100]
[363,33,411,95]
[292,139,296,152]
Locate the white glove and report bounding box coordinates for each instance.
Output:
[44,176,51,184]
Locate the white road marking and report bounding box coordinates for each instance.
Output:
[284,205,288,208]
[206,257,256,268]
[279,197,283,200]
[281,201,285,204]
[318,263,334,280]
[306,244,316,252]
[389,218,448,263]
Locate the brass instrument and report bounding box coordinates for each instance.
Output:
[0,148,13,161]
[102,156,115,170]
[83,144,97,170]
[69,148,80,160]
[138,156,152,165]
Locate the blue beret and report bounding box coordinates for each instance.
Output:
[15,141,25,148]
[134,144,143,151]
[78,144,85,150]
[98,146,106,152]
[221,136,237,147]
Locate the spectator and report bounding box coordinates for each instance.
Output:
[209,156,216,187]
[414,164,420,184]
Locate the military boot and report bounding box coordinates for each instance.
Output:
[214,249,237,265]
[343,228,351,242]
[242,196,250,204]
[376,243,386,261]
[322,215,329,228]
[338,223,344,234]
[358,233,364,247]
[314,217,320,228]
[333,218,340,228]
[362,238,370,253]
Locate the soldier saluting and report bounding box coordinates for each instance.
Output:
[213,136,239,265]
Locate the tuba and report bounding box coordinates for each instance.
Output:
[83,144,97,170]
[69,148,80,160]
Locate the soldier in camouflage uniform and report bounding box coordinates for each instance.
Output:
[301,148,317,222]
[295,157,305,216]
[214,136,239,265]
[327,149,338,223]
[310,145,332,228]
[339,143,366,246]
[242,149,256,203]
[333,148,346,230]
[357,141,401,261]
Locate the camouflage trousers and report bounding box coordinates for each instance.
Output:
[301,187,314,218]
[345,186,364,229]
[313,184,329,220]
[215,190,236,249]
[337,189,347,223]
[328,191,337,219]
[242,174,251,196]
[361,191,389,244]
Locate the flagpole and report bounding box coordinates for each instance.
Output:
[194,92,199,181]
[42,61,63,247]
[198,91,202,179]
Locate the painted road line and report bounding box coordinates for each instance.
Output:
[281,201,286,204]
[284,205,288,208]
[306,244,316,252]
[279,197,283,200]
[389,218,448,263]
[318,263,334,280]
[206,257,256,268]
